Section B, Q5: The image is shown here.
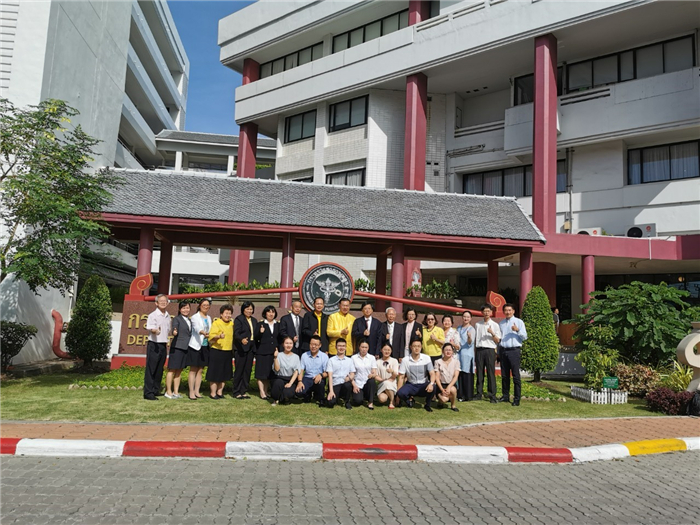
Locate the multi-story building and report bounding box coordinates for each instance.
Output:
[218,0,700,319]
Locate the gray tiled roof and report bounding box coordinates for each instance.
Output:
[156,130,277,148]
[104,170,545,243]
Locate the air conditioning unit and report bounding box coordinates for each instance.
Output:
[575,227,602,236]
[626,223,657,238]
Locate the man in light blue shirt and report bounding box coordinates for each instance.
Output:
[325,339,356,410]
[498,303,528,406]
[296,336,329,405]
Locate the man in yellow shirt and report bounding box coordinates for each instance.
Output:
[327,298,355,356]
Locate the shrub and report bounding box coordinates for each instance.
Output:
[66,275,112,365]
[0,321,38,372]
[521,286,560,382]
[646,387,694,415]
[354,278,375,293]
[573,281,697,366]
[576,348,619,390]
[610,363,660,397]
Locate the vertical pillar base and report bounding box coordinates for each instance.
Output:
[280,235,295,310]
[137,226,154,278]
[519,251,533,313]
[581,255,595,312]
[375,253,387,311]
[487,260,499,295]
[229,249,250,286]
[157,240,173,295]
[390,245,405,313]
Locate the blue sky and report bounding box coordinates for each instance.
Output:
[169,1,255,136]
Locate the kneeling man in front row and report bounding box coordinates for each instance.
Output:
[397,340,436,412]
[326,339,356,410]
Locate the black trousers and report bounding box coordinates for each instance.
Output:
[475,347,497,400]
[232,350,254,397]
[144,341,167,399]
[500,348,522,401]
[297,376,326,403]
[271,376,296,402]
[457,371,474,401]
[396,382,435,408]
[327,381,352,408]
[351,380,376,406]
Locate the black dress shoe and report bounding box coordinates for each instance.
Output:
[406,398,415,408]
[209,395,218,400]
[345,402,352,410]
[144,396,158,401]
[490,399,498,404]
[216,394,224,399]
[498,396,509,403]
[424,405,433,412]
[512,400,520,406]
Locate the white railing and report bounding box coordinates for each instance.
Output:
[570,386,628,404]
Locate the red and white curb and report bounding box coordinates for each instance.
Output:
[1,437,698,463]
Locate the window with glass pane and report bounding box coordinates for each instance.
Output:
[333,34,348,52]
[642,146,670,182]
[664,37,693,73]
[619,51,634,81]
[382,14,399,35]
[302,111,316,138]
[515,75,534,105]
[464,174,482,194]
[312,43,323,61]
[349,28,364,48]
[350,97,366,127]
[260,62,272,79]
[365,21,381,41]
[568,61,592,91]
[636,44,663,79]
[503,168,524,197]
[593,55,618,86]
[483,171,503,196]
[670,142,699,180]
[298,47,312,65]
[346,170,363,186]
[286,115,303,143]
[628,150,642,185]
[285,54,297,71]
[399,10,409,29]
[331,101,350,131]
[524,167,533,196]
[327,173,345,185]
[556,159,567,193]
[272,58,285,75]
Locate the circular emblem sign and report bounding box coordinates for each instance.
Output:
[299,262,355,315]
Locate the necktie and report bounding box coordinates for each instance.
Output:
[293,315,299,346]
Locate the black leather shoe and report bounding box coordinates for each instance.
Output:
[512,400,520,406]
[345,402,352,410]
[406,398,415,408]
[424,405,433,412]
[498,396,509,403]
[490,399,498,404]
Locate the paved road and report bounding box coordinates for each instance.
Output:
[2,452,697,525]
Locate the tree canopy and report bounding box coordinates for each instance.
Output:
[0,99,122,294]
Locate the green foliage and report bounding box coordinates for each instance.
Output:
[66,276,112,365]
[610,363,660,397]
[661,360,693,393]
[573,281,697,366]
[408,279,459,299]
[108,286,129,305]
[646,387,694,415]
[521,286,560,382]
[354,278,375,293]
[0,321,38,372]
[0,99,123,293]
[574,326,619,388]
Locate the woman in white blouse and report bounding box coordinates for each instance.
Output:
[187,298,212,400]
[271,336,301,405]
[375,342,399,409]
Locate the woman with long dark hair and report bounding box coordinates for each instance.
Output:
[187,298,211,399]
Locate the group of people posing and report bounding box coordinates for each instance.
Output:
[143,295,528,411]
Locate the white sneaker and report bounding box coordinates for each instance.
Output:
[164,393,174,399]
[172,393,182,399]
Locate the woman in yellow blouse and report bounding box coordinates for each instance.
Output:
[205,304,234,399]
[421,312,445,364]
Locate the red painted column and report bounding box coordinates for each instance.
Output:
[231,58,260,283]
[408,0,430,25]
[581,255,595,311]
[403,72,427,191]
[136,226,154,277]
[157,240,173,295]
[280,235,295,310]
[390,245,405,313]
[532,34,558,234]
[519,250,533,313]
[375,253,387,311]
[533,262,557,307]
[487,260,499,294]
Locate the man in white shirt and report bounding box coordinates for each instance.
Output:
[474,303,501,403]
[351,339,378,409]
[498,303,528,406]
[143,294,172,401]
[325,339,356,410]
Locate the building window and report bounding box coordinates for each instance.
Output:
[463,160,567,197]
[291,177,313,183]
[513,68,563,106]
[332,9,409,53]
[326,169,365,186]
[566,35,694,93]
[328,96,368,132]
[260,42,323,79]
[628,140,700,185]
[284,110,317,143]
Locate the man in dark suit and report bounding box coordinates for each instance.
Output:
[377,306,405,360]
[301,297,329,353]
[351,301,381,356]
[279,299,304,356]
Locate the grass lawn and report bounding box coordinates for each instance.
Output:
[0,368,661,428]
